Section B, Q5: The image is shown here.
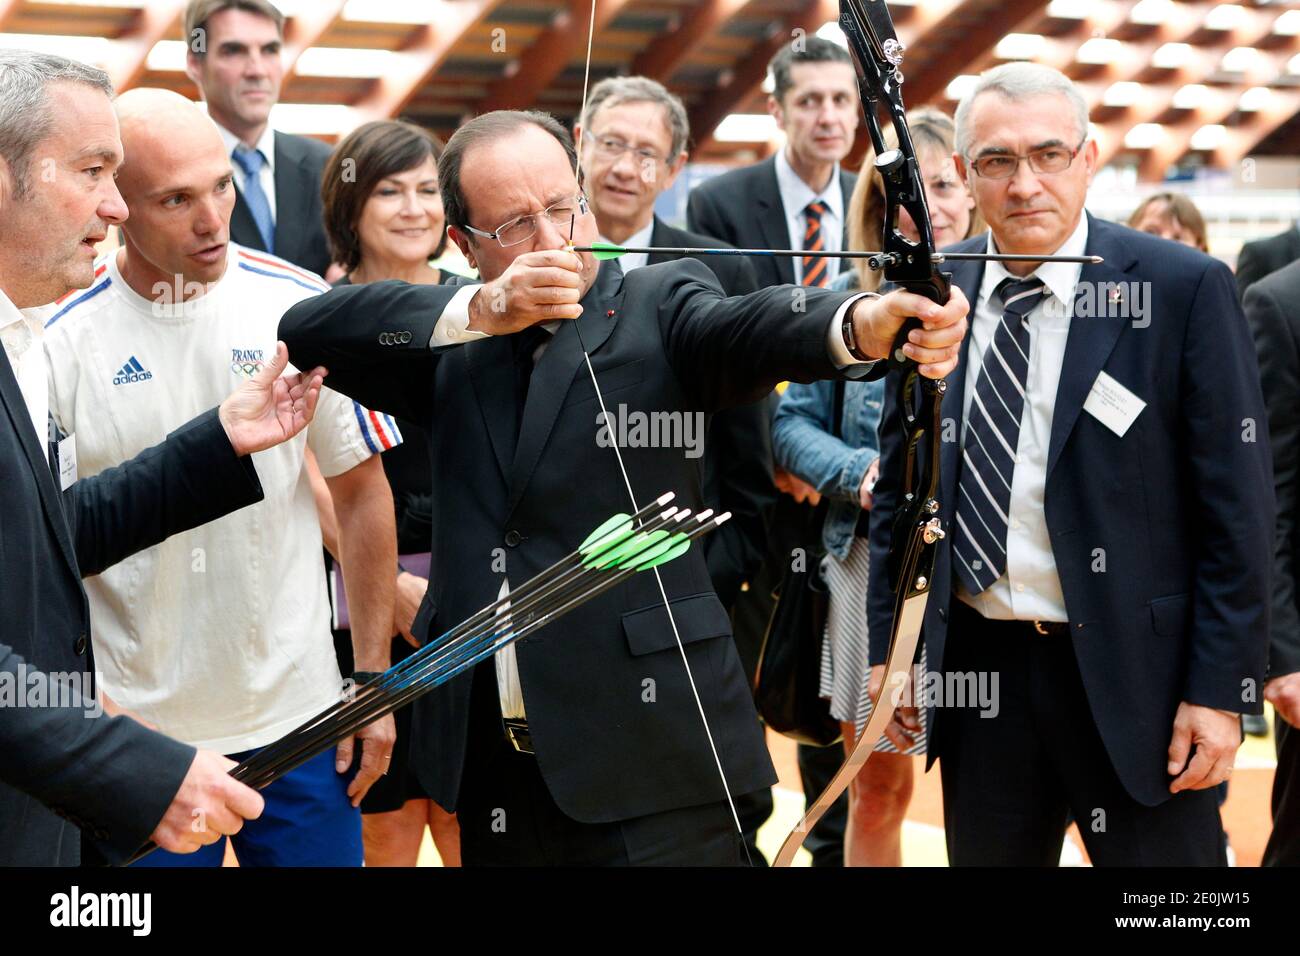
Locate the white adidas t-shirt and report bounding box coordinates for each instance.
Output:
[45,244,403,753]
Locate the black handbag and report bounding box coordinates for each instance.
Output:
[753,381,846,747]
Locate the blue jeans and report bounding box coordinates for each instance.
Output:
[132,746,362,867]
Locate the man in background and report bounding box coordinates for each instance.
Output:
[576,74,778,862]
[0,50,324,866]
[45,89,398,867]
[1243,261,1300,865]
[1237,223,1300,299]
[687,35,863,865]
[184,0,333,276]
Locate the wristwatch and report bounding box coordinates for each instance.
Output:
[841,310,872,362]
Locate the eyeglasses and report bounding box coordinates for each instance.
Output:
[461,193,590,248]
[967,139,1087,180]
[590,134,668,166]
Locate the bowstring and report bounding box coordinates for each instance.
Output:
[567,0,754,866]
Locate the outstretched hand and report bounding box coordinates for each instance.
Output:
[218,341,327,457]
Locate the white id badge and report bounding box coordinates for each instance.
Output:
[57,432,77,490]
[1083,371,1146,438]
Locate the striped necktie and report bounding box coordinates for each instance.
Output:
[952,276,1047,594]
[801,200,831,287]
[232,145,275,254]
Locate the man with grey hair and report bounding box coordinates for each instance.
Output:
[866,60,1272,865]
[0,49,328,866]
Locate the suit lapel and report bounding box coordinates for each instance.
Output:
[647,218,671,265]
[838,168,856,250]
[758,159,795,285]
[0,351,78,576]
[465,334,519,482]
[1046,216,1136,477]
[272,133,310,264]
[505,262,622,517]
[940,254,985,515]
[230,188,265,252]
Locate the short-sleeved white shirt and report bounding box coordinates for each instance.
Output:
[44,244,402,753]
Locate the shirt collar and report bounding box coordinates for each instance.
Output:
[625,218,655,249]
[214,120,276,173]
[775,147,843,226]
[0,286,49,340]
[979,210,1090,310]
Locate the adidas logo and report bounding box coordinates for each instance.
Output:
[112,356,153,386]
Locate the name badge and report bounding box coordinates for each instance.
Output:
[1083,371,1146,437]
[57,432,78,491]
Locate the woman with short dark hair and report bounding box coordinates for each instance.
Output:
[317,118,462,866]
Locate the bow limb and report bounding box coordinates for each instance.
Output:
[771,0,949,866]
[568,0,754,863]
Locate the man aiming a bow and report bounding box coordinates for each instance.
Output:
[279,108,967,866]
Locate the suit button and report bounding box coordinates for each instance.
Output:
[74,634,87,655]
[504,530,522,548]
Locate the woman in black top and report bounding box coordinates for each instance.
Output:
[316,119,463,866]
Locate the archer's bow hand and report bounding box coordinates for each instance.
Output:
[467,249,586,335]
[849,286,970,379]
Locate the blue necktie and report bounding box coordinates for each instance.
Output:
[953,276,1047,594]
[232,145,275,254]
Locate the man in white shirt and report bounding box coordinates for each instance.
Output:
[183,0,333,276]
[0,49,332,866]
[866,61,1272,866]
[45,88,398,867]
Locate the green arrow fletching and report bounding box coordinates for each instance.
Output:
[587,241,626,261]
[579,512,633,554]
[630,534,691,571]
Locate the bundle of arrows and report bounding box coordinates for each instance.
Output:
[127,492,725,864]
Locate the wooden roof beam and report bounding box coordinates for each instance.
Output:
[631,0,754,84]
[356,0,505,120]
[281,0,349,81]
[688,0,839,153]
[478,0,634,114]
[903,0,1050,105]
[1218,91,1300,168]
[105,0,187,91]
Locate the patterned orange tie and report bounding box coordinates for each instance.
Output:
[801,200,831,287]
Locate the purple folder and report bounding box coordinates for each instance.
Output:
[331,552,431,631]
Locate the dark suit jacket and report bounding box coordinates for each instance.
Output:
[686,155,857,289]
[1244,260,1300,681]
[646,217,775,609]
[230,131,333,277]
[0,351,265,866]
[866,214,1274,807]
[1236,225,1300,299]
[279,258,871,823]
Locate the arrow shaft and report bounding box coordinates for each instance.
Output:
[575,245,1102,265]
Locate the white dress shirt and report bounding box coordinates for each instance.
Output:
[955,212,1090,622]
[214,121,278,222]
[608,220,656,274]
[774,147,845,285]
[0,288,49,461]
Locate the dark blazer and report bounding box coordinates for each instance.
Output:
[646,217,775,609]
[686,155,857,288]
[229,130,334,278]
[1236,225,1300,299]
[0,352,265,866]
[866,214,1274,807]
[1244,260,1300,682]
[279,258,870,823]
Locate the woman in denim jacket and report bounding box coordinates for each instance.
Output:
[773,107,977,867]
